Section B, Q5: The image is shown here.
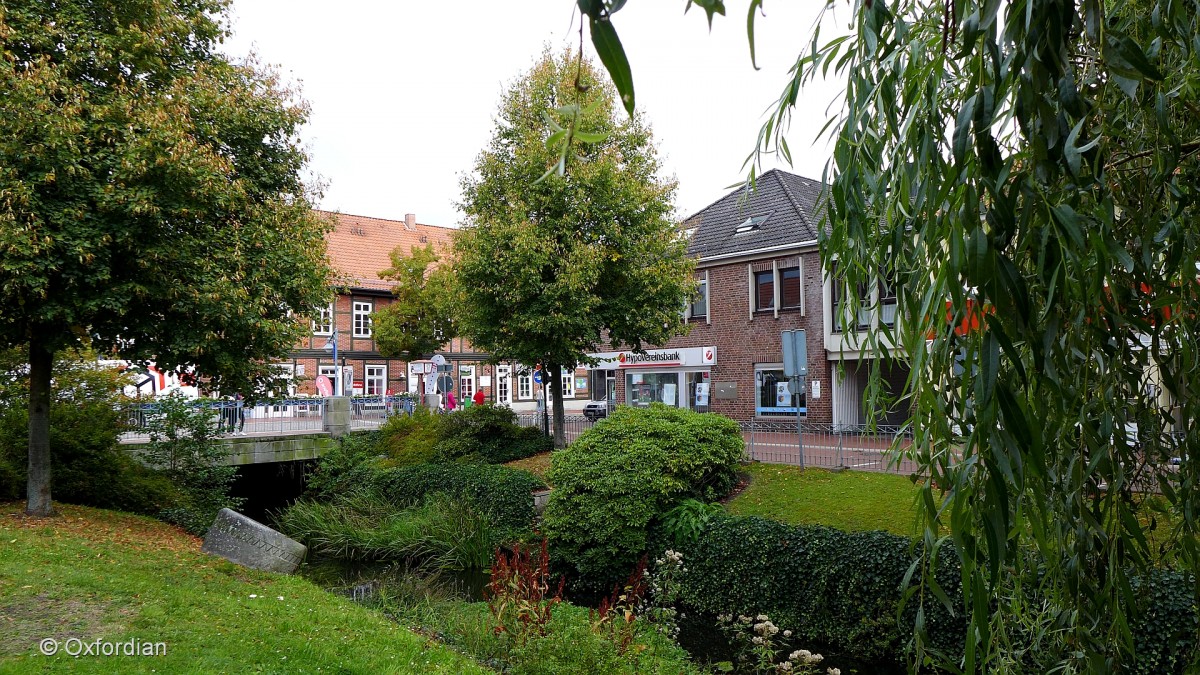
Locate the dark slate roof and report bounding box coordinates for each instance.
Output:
[683,169,825,260]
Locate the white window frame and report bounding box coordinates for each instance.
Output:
[687,272,709,323]
[352,300,373,337]
[459,365,476,401]
[518,370,533,400]
[365,365,386,396]
[560,369,575,398]
[312,303,333,335]
[496,366,512,405]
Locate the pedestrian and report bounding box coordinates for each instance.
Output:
[446,390,457,412]
[472,389,485,407]
[235,392,246,435]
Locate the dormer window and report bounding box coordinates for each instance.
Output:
[735,215,769,234]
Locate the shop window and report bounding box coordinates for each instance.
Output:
[626,372,682,407]
[755,365,806,417]
[352,301,373,337]
[754,270,774,311]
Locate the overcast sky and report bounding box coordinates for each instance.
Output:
[222,1,848,227]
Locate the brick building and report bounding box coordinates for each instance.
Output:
[283,210,591,409]
[584,169,908,426]
[285,211,495,402]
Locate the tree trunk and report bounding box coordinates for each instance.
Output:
[548,362,566,449]
[26,340,54,517]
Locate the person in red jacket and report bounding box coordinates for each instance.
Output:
[446,390,457,412]
[472,389,485,407]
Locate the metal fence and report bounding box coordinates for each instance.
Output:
[741,420,918,474]
[512,412,918,475]
[349,395,417,429]
[120,399,326,443]
[515,413,598,444]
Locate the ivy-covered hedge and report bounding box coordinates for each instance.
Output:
[675,515,962,664]
[543,404,744,596]
[674,515,1198,672]
[351,462,546,534]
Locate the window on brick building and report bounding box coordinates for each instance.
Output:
[689,277,708,319]
[365,365,386,396]
[352,301,373,337]
[518,370,533,400]
[312,303,333,335]
[780,266,802,309]
[755,364,806,417]
[459,366,476,401]
[754,270,774,311]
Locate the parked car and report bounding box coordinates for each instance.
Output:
[583,400,610,421]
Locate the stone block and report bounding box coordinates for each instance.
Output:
[201,508,306,574]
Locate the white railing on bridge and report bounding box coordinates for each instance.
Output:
[120,398,327,443]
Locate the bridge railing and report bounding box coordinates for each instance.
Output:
[349,395,418,429]
[120,398,327,443]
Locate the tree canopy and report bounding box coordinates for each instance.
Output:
[580,0,1200,670]
[373,244,457,362]
[0,0,333,516]
[454,48,693,447]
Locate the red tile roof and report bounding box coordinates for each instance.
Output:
[319,210,455,292]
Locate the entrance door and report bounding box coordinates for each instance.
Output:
[496,366,512,405]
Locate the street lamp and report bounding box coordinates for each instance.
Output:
[322,306,342,396]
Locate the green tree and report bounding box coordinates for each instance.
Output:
[455,48,694,448]
[373,244,458,362]
[0,1,333,517]
[580,0,1200,670]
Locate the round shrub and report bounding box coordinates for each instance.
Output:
[542,403,744,595]
[435,404,552,464]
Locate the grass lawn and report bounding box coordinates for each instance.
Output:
[505,451,553,485]
[0,503,488,674]
[726,463,924,537]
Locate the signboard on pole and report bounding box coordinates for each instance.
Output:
[782,330,808,378]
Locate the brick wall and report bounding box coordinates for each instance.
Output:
[605,249,833,424]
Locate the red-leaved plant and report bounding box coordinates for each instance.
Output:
[590,555,649,656]
[484,538,565,644]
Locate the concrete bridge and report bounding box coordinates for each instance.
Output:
[121,397,361,466]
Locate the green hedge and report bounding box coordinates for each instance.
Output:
[434,404,552,464]
[675,514,1199,671]
[351,463,546,534]
[372,405,551,468]
[543,404,744,596]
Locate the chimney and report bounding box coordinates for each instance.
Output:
[404,213,416,231]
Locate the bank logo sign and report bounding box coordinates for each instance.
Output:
[592,347,717,369]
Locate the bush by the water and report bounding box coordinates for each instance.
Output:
[346,462,546,535]
[675,514,1199,672]
[542,403,743,596]
[305,430,383,500]
[276,492,497,569]
[435,404,552,464]
[0,351,180,515]
[371,404,551,468]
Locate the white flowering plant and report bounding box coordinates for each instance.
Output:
[714,613,840,675]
